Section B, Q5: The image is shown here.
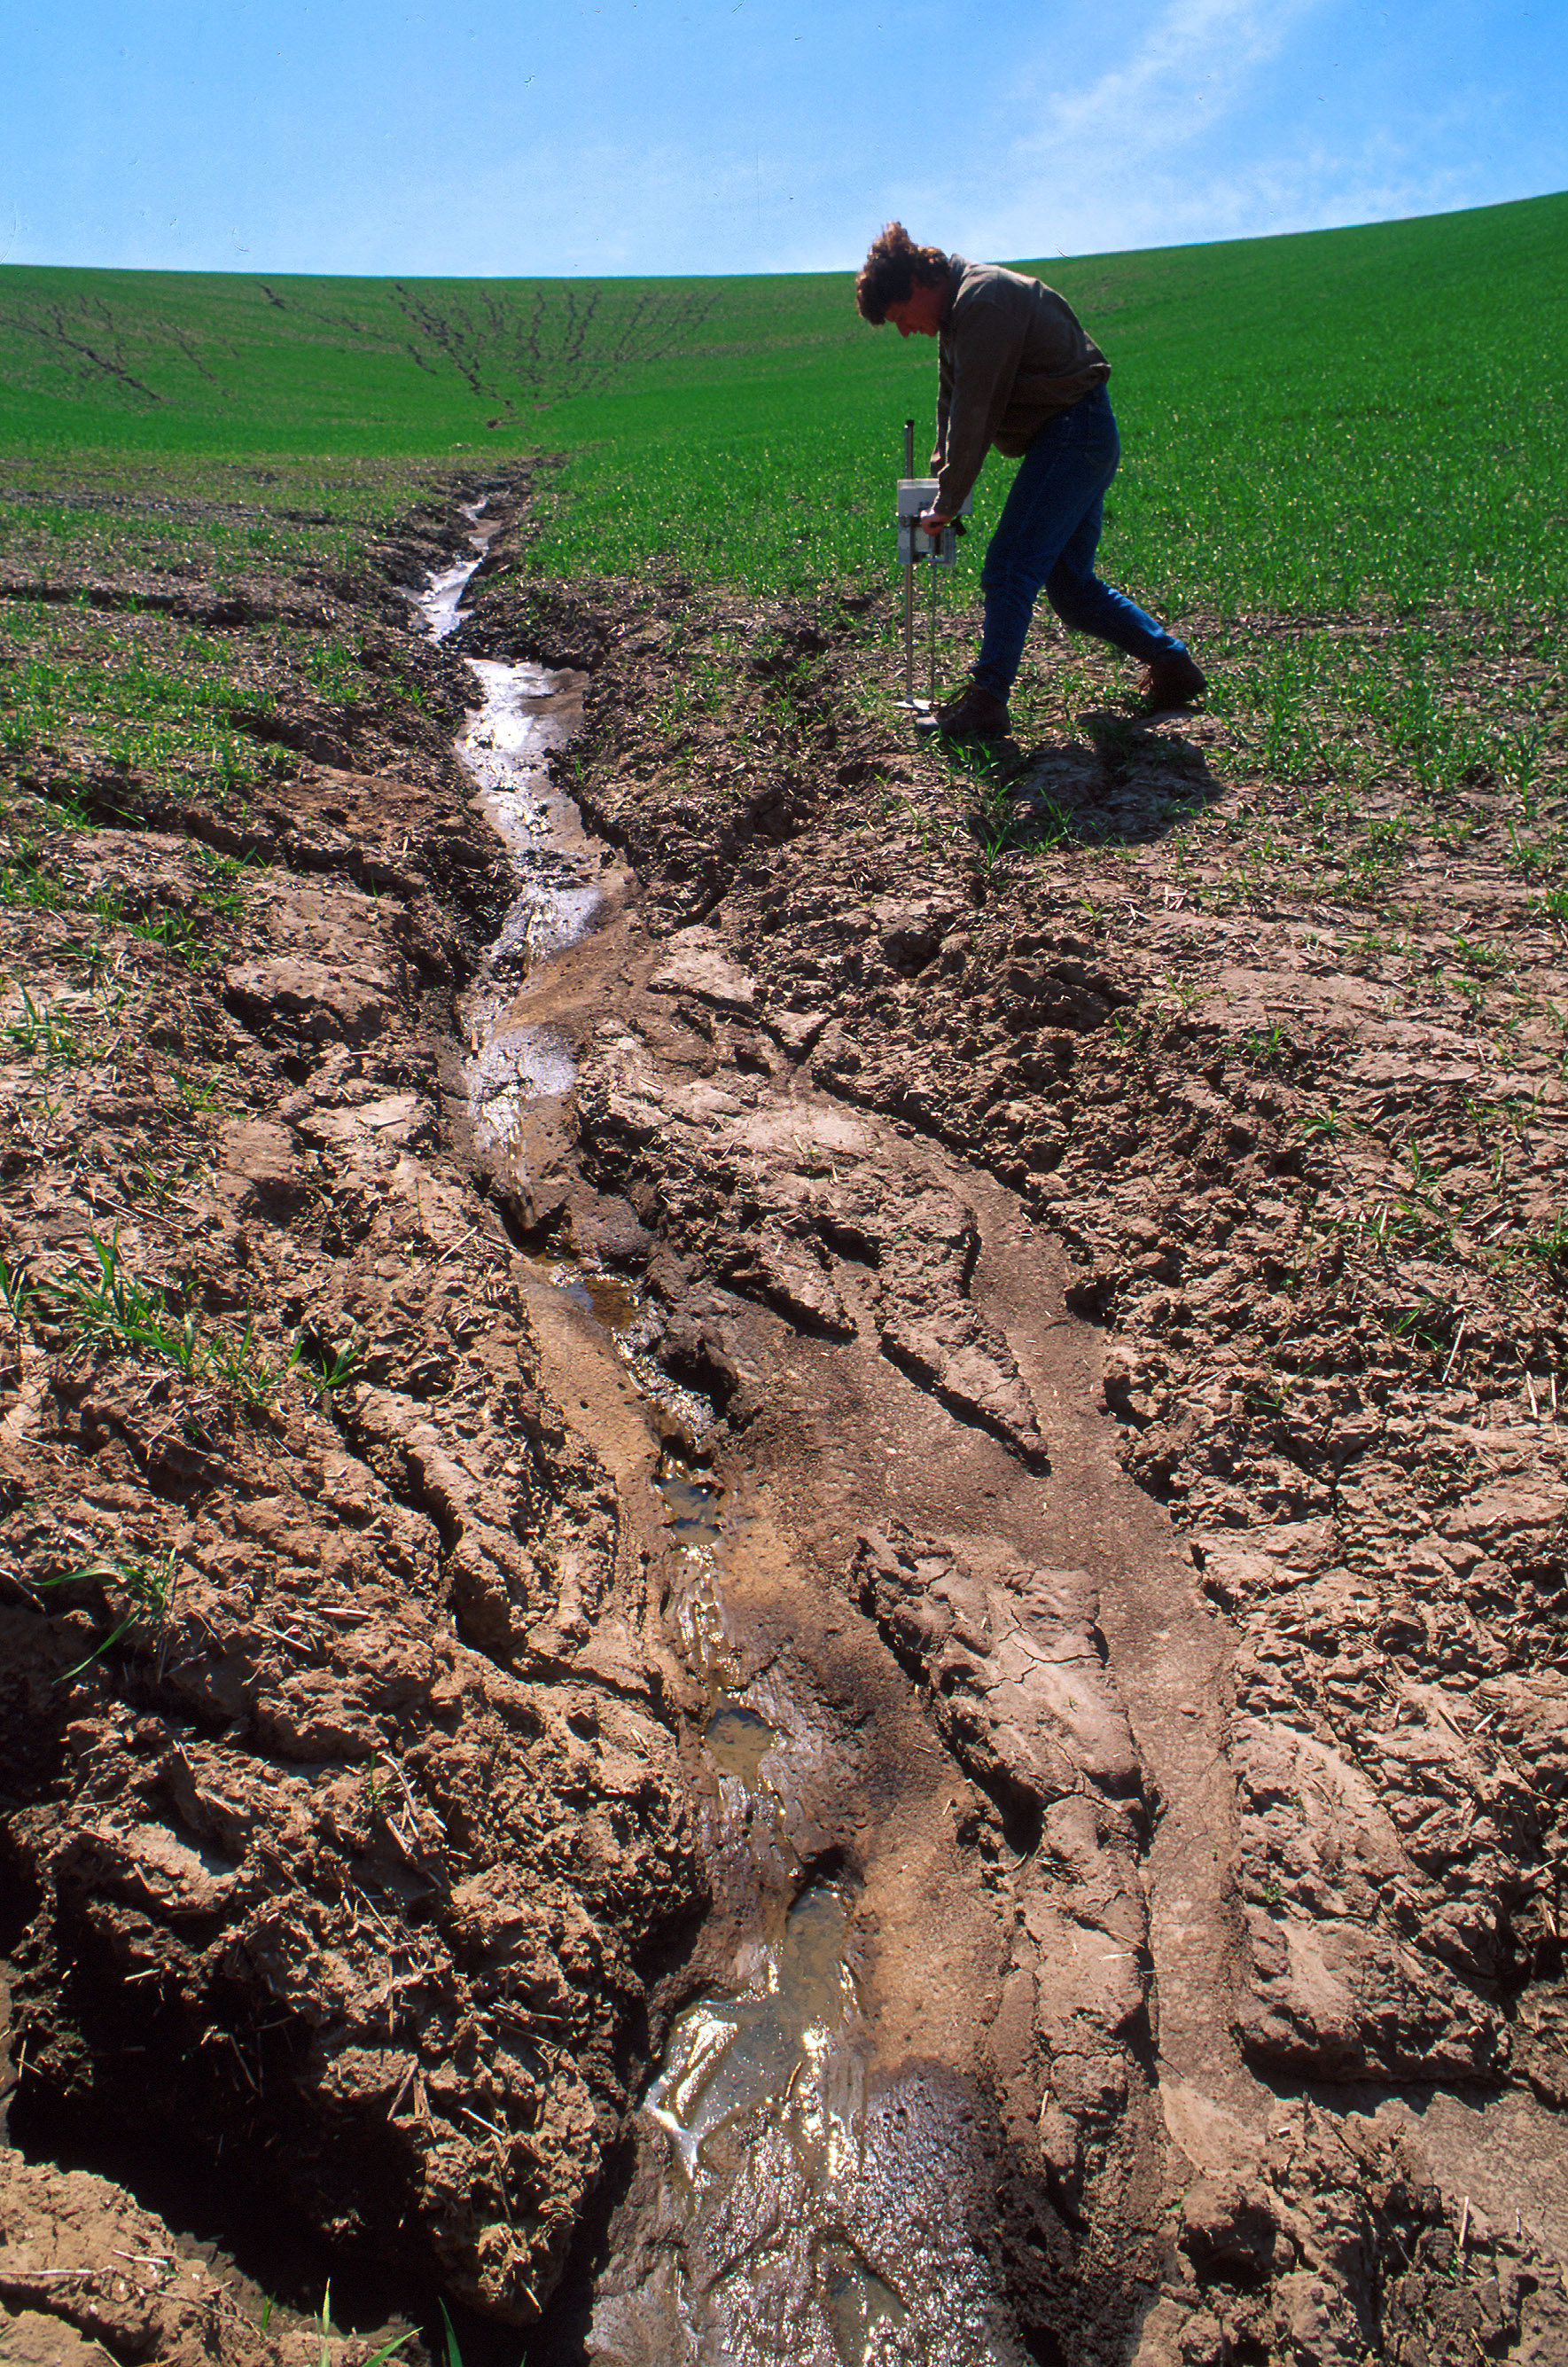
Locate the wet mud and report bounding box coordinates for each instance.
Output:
[3,473,1566,2366]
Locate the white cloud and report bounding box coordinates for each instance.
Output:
[950,129,1486,269]
[889,0,1521,270]
[1016,0,1326,165]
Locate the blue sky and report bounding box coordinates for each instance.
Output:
[5,0,1564,276]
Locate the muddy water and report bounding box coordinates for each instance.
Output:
[417,511,599,1160]
[626,1875,934,2367]
[421,499,495,641]
[419,523,1026,2363]
[704,1697,776,1784]
[591,1471,1021,2366]
[644,1880,862,2189]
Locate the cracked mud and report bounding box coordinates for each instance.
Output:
[2,468,1565,2366]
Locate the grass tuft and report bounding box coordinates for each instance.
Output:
[34,1542,181,1679]
[30,1230,292,1407]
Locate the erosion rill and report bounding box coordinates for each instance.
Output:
[2,476,1566,2364]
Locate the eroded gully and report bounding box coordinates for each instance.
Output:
[417,513,1271,2365]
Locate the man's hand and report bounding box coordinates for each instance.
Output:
[918,508,952,535]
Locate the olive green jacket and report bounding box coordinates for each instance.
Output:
[932,257,1110,516]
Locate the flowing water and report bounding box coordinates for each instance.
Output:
[418,517,1026,2366]
[417,504,599,1159]
[593,1457,1020,2366]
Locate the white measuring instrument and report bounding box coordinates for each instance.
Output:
[896,418,971,712]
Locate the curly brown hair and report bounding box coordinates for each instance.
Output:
[855,222,951,324]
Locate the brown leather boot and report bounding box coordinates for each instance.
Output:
[1137,652,1207,709]
[917,682,1010,738]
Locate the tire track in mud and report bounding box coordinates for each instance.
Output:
[496,1061,1163,2357]
[431,527,1096,2360]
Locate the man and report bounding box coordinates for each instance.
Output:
[856,223,1205,738]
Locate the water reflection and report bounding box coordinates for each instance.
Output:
[660,1457,723,1545]
[415,533,598,1152]
[644,1882,862,2191]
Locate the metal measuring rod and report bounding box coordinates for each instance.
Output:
[895,418,971,711]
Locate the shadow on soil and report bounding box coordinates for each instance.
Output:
[8,2074,524,2365]
[939,713,1226,871]
[523,2085,1156,2365]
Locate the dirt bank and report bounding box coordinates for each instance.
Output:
[2,475,1565,2363]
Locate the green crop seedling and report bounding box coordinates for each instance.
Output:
[3,988,77,1063]
[30,1231,288,1408]
[309,2285,411,2367]
[0,190,1556,621]
[43,1230,202,1371]
[35,1543,182,1679]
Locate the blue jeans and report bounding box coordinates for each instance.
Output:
[971,386,1187,699]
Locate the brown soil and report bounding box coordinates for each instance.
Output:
[2,477,1565,2365]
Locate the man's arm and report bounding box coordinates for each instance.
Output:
[932,339,953,485]
[927,294,1026,523]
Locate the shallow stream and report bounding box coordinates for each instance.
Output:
[418,504,597,1158]
[418,519,1023,2365]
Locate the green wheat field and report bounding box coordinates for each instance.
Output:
[3,191,1564,613]
[2,190,1564,823]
